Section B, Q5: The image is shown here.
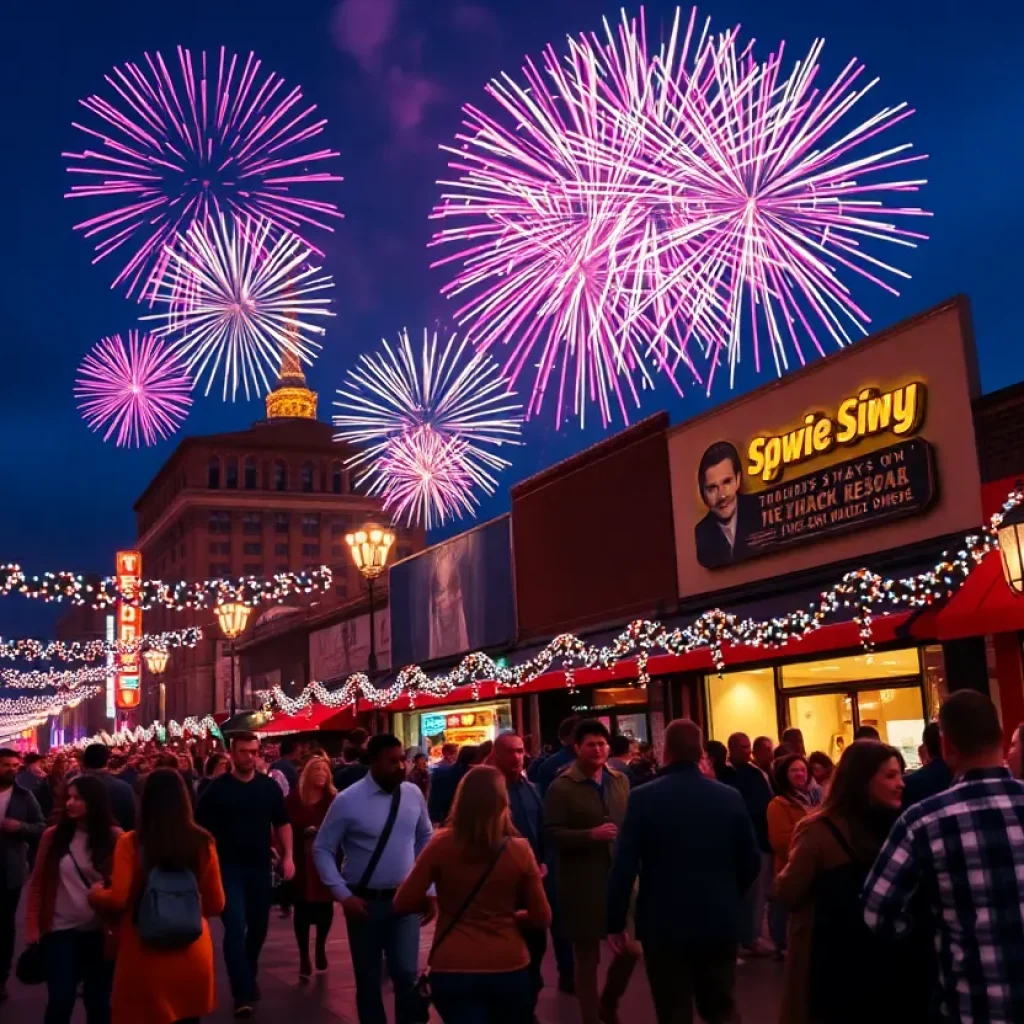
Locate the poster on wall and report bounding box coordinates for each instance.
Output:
[309,612,391,681]
[389,516,515,668]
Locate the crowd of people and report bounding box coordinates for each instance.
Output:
[1,688,1024,1022]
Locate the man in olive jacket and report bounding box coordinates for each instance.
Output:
[1,747,45,1001]
[607,719,761,1024]
[545,719,636,1024]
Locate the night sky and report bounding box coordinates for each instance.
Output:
[2,0,1022,641]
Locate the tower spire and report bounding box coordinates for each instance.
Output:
[265,296,318,420]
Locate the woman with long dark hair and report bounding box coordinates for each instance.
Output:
[285,755,336,980]
[766,753,812,956]
[775,740,906,1023]
[88,767,225,1024]
[394,765,551,1023]
[24,774,119,1024]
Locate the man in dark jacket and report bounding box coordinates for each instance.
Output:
[80,742,136,831]
[726,732,776,955]
[427,744,476,824]
[534,716,580,797]
[0,748,45,1002]
[902,722,952,808]
[608,719,760,1024]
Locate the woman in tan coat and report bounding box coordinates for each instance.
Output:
[766,753,811,954]
[774,741,906,1024]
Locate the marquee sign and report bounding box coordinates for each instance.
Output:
[115,550,142,711]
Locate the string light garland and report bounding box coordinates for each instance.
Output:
[0,685,102,719]
[0,566,332,610]
[73,716,223,748]
[0,627,203,663]
[259,490,1021,714]
[0,666,112,690]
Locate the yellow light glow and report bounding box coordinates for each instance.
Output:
[215,601,252,640]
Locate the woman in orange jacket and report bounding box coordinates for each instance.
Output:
[766,753,812,957]
[88,768,225,1024]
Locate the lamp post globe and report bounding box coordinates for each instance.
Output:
[998,502,1024,596]
[142,648,170,725]
[214,601,253,718]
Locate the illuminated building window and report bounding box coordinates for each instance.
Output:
[225,456,239,489]
[208,457,221,489]
[301,462,315,492]
[208,511,232,535]
[705,668,777,746]
[274,513,290,534]
[242,512,262,535]
[301,514,320,537]
[244,457,258,489]
[273,460,288,491]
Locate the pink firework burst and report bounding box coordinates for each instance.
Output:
[375,427,478,530]
[64,47,343,299]
[75,331,192,447]
[432,7,930,425]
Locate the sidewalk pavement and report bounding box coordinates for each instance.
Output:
[6,905,785,1022]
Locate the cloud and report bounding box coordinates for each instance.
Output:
[450,4,500,39]
[331,0,445,148]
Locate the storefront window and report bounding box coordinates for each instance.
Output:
[574,685,649,741]
[780,649,919,688]
[705,668,777,745]
[857,687,927,767]
[394,700,512,764]
[788,691,853,762]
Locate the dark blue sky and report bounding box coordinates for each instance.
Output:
[2,0,1022,640]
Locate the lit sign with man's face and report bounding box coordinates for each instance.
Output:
[747,382,926,484]
[115,550,142,711]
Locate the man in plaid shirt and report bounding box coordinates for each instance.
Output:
[863,690,1024,1023]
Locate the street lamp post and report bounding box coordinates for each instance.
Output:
[345,525,395,678]
[142,648,170,725]
[214,602,253,717]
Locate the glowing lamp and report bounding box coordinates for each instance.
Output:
[998,502,1024,595]
[142,649,170,676]
[345,526,395,581]
[215,601,252,640]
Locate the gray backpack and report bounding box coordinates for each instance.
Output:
[135,852,203,949]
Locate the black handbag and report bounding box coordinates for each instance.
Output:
[410,838,510,1018]
[16,942,45,986]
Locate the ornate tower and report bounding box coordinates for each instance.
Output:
[265,325,318,420]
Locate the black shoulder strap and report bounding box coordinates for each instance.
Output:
[429,837,510,964]
[356,786,402,891]
[66,847,93,890]
[819,817,858,862]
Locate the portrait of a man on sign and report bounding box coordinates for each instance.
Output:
[694,441,762,569]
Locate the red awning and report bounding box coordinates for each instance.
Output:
[911,551,1024,641]
[382,611,913,711]
[260,704,356,735]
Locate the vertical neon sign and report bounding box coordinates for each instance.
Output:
[115,551,142,711]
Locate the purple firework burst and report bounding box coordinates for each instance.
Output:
[75,331,192,447]
[64,47,343,299]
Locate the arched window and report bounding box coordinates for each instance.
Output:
[273,460,288,492]
[244,456,258,490]
[331,461,344,494]
[225,456,238,489]
[301,461,315,493]
[208,456,221,489]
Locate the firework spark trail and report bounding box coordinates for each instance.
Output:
[75,331,192,447]
[142,215,334,401]
[64,47,343,299]
[334,328,522,527]
[374,427,481,530]
[432,7,930,423]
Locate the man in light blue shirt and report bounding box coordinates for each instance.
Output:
[313,734,435,1024]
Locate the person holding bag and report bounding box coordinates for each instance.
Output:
[88,768,225,1024]
[313,734,435,1024]
[394,765,551,1023]
[24,775,119,1024]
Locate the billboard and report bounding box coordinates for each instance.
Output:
[309,611,391,681]
[669,297,983,598]
[114,550,142,711]
[389,516,515,668]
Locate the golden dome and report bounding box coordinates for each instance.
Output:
[266,347,318,420]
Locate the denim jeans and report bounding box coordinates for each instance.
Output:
[344,896,420,1024]
[41,928,112,1024]
[220,861,273,1003]
[430,968,534,1024]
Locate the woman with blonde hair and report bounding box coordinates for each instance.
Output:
[394,765,551,1023]
[284,755,336,980]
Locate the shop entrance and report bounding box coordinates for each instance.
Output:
[782,650,926,768]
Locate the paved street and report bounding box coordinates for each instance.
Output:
[6,905,784,1023]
